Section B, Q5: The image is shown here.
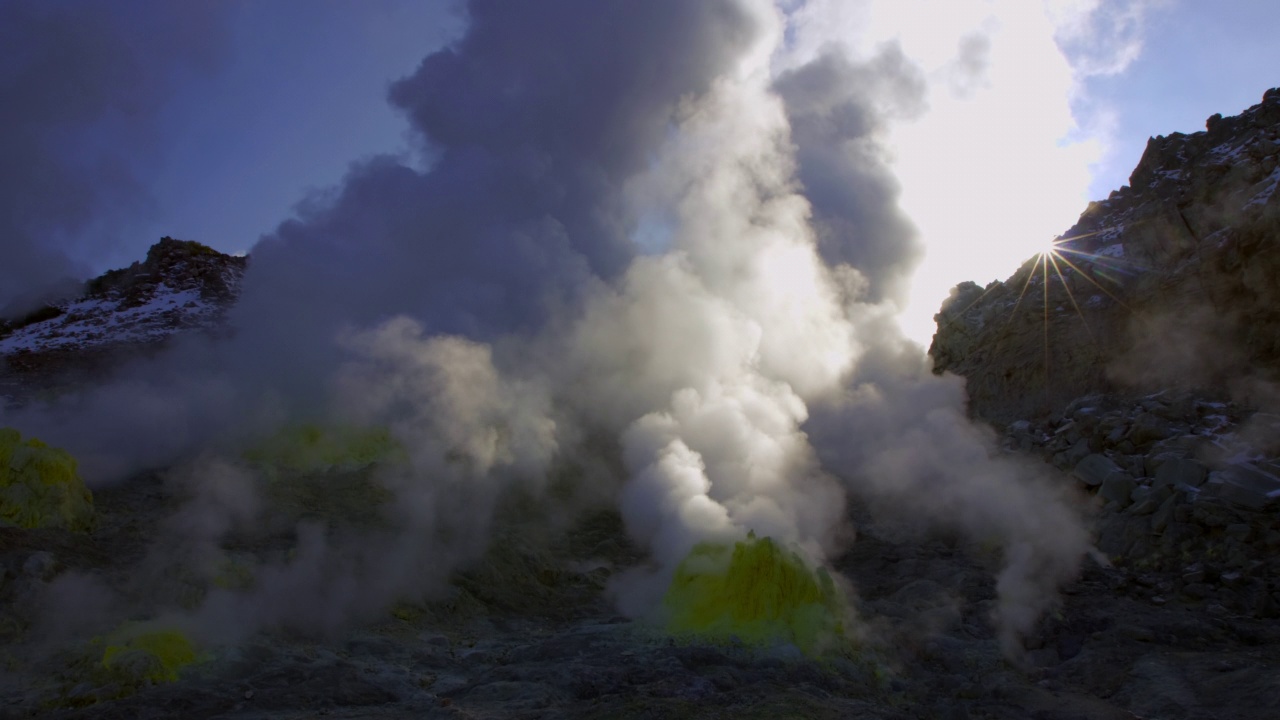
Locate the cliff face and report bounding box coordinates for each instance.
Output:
[931,88,1280,426]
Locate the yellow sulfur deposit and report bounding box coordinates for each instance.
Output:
[0,427,93,531]
[101,628,199,684]
[244,423,405,476]
[662,532,847,655]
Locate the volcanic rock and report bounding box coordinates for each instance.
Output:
[931,88,1280,426]
[0,237,246,399]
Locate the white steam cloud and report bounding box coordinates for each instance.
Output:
[5,0,1092,658]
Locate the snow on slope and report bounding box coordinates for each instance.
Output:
[0,238,246,360]
[0,285,214,354]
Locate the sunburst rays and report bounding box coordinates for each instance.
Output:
[933,223,1146,405]
[1019,225,1148,391]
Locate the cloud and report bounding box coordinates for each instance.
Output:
[949,33,992,97]
[774,44,927,304]
[1047,0,1158,78]
[0,0,232,314]
[234,0,760,366]
[806,307,1090,658]
[777,0,1127,346]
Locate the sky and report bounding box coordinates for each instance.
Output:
[1083,1,1280,197]
[142,1,464,261]
[4,0,1278,344]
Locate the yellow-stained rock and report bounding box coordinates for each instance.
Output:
[662,533,848,655]
[101,627,199,685]
[244,423,405,476]
[0,428,93,531]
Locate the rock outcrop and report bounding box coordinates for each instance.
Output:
[931,88,1280,425]
[930,89,1280,647]
[0,237,246,398]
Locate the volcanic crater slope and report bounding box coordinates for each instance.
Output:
[0,237,247,398]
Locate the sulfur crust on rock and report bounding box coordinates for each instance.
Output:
[101,627,199,684]
[0,427,94,531]
[662,532,848,656]
[244,423,406,477]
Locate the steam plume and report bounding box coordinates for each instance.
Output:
[5,0,1090,655]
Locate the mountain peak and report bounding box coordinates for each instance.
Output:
[0,238,247,398]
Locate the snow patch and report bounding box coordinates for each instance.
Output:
[1209,140,1248,163]
[1,283,220,355]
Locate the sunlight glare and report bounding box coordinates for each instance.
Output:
[783,0,1106,348]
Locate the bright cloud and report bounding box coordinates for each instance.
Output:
[780,0,1152,346]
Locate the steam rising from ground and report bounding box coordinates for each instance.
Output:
[5,0,1090,657]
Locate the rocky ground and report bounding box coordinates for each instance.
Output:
[2,445,1278,719]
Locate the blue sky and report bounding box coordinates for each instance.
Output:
[129,1,463,268]
[1083,1,1280,199]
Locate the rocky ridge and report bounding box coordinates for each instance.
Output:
[931,87,1280,425]
[929,86,1280,606]
[0,238,246,398]
[918,88,1280,717]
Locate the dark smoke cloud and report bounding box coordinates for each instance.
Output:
[234,0,759,391]
[774,44,926,305]
[0,0,232,315]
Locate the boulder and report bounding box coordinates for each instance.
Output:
[1151,495,1178,534]
[1204,465,1280,511]
[1145,450,1189,477]
[1065,439,1093,468]
[1099,474,1137,508]
[1128,486,1165,516]
[1072,454,1129,488]
[1153,458,1208,488]
[1128,413,1176,448]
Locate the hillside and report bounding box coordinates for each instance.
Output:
[0,238,246,400]
[931,87,1280,425]
[926,88,1280,690]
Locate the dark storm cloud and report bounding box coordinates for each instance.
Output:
[774,44,926,305]
[234,0,759,388]
[0,0,231,315]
